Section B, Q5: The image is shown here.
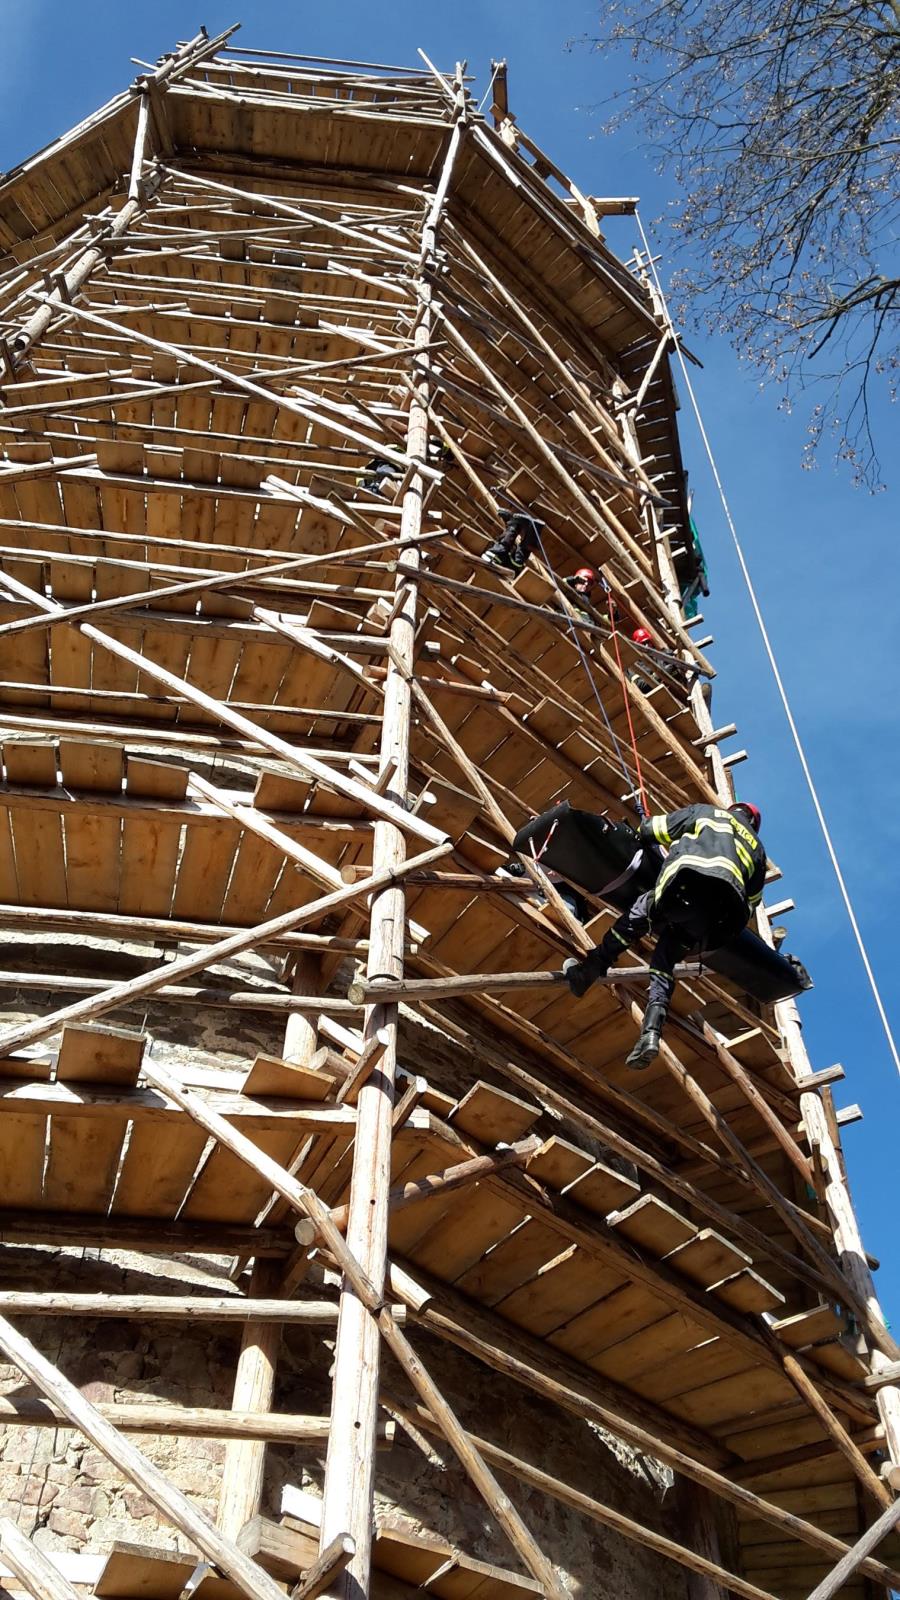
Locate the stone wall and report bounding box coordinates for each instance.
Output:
[0,961,701,1597]
[0,1241,693,1597]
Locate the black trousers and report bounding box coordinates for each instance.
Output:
[495,520,539,560]
[601,877,742,1010]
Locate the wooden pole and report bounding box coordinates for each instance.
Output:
[0,1294,338,1322]
[294,1536,356,1600]
[0,567,447,848]
[0,1519,81,1600]
[0,1399,385,1443]
[0,1316,291,1600]
[774,1345,891,1512]
[682,1487,730,1600]
[622,993,900,1362]
[318,102,463,1600]
[217,1260,283,1539]
[328,1136,541,1232]
[0,838,452,1057]
[803,1491,900,1600]
[349,964,696,1004]
[694,1015,813,1186]
[383,1398,774,1600]
[776,985,900,1470]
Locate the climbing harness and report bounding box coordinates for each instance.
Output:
[634,210,900,1077]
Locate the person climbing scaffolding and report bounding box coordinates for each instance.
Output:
[357,455,401,497]
[482,509,544,572]
[563,801,766,1069]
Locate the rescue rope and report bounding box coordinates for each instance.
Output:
[606,591,651,816]
[634,211,900,1078]
[532,528,644,811]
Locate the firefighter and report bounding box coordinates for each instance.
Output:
[563,801,766,1068]
[482,510,544,572]
[358,455,401,497]
[629,627,656,693]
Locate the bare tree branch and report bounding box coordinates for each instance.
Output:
[578,0,900,483]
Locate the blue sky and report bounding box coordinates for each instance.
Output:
[2,1,897,1322]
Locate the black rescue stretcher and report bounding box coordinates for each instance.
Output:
[511,801,811,1004]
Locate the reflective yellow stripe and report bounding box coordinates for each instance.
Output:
[610,929,631,947]
[734,840,755,875]
[656,853,745,896]
[693,816,738,839]
[651,814,671,846]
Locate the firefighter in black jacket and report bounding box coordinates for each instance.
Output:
[564,801,766,1068]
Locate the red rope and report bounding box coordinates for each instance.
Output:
[608,594,650,816]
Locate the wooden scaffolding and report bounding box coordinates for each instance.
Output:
[0,24,895,1600]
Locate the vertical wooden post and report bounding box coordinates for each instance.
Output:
[216,1259,282,1539]
[318,96,465,1600]
[683,1486,729,1600]
[776,992,900,1478]
[282,954,323,1066]
[619,374,900,1477]
[219,956,321,1535]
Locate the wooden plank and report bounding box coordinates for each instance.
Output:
[608,1194,696,1256]
[56,1024,145,1086]
[665,1229,752,1288]
[450,1081,541,1144]
[524,1136,592,1189]
[111,1112,208,1218]
[407,1185,525,1282]
[564,1161,640,1216]
[500,1252,622,1341]
[453,1217,566,1306]
[711,1271,785,1316]
[771,1305,847,1349]
[242,1053,337,1100]
[237,1517,318,1580]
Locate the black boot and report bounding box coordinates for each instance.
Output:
[483,542,515,570]
[563,945,610,999]
[625,1002,666,1069]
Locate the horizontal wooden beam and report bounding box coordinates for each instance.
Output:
[0,1079,374,1135]
[0,1397,394,1443]
[0,1213,292,1256]
[0,970,360,1016]
[0,1292,342,1322]
[0,905,374,955]
[348,964,699,1005]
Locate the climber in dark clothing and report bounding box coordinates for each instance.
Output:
[358,455,401,497]
[483,510,545,572]
[563,801,766,1068]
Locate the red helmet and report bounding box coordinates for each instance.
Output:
[631,627,652,646]
[730,801,762,833]
[573,566,598,586]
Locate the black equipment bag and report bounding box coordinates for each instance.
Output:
[511,802,811,1004]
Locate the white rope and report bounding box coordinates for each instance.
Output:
[477,61,502,116]
[634,211,900,1077]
